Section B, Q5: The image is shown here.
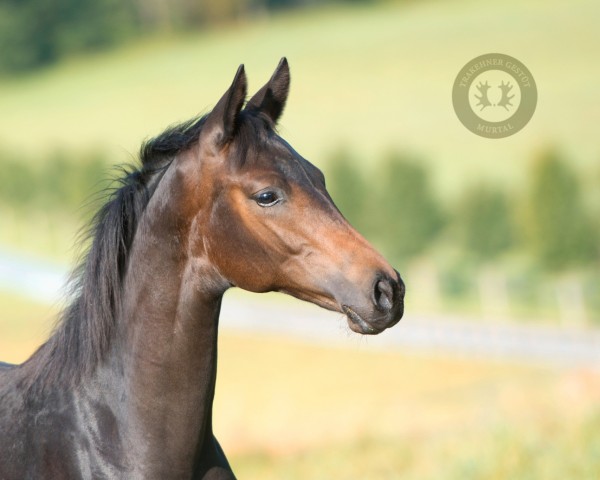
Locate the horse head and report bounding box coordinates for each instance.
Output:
[183,59,405,334]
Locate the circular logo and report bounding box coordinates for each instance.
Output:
[452,53,537,138]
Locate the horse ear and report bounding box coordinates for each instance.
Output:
[245,57,290,125]
[203,64,248,146]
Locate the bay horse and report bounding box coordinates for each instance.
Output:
[0,59,404,479]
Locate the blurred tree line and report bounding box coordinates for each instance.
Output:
[0,0,372,74]
[0,145,598,321]
[1,146,597,275]
[0,150,106,212]
[326,147,599,274]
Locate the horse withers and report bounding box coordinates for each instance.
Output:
[0,59,404,479]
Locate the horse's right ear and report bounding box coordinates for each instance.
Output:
[245,57,290,125]
[203,64,248,148]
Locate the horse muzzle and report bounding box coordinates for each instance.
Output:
[342,270,405,335]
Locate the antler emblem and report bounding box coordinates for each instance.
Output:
[474,81,492,111]
[497,80,514,110]
[473,80,516,112]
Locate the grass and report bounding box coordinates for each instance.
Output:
[0,0,598,199]
[0,292,58,363]
[218,333,600,478]
[231,416,600,479]
[1,295,599,478]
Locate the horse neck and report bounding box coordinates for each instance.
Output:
[111,161,226,473]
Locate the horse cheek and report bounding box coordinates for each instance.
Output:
[207,202,275,292]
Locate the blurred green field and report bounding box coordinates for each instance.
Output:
[1,2,599,478]
[0,0,598,199]
[231,415,600,479]
[2,295,599,478]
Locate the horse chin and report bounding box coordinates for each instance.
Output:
[342,305,384,335]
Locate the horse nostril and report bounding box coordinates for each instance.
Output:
[373,277,394,313]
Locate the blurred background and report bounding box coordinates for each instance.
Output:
[1,0,599,477]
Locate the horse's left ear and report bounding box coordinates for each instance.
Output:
[246,57,290,125]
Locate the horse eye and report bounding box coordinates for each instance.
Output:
[254,191,280,207]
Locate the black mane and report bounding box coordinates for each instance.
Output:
[139,115,208,167]
[24,114,209,390]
